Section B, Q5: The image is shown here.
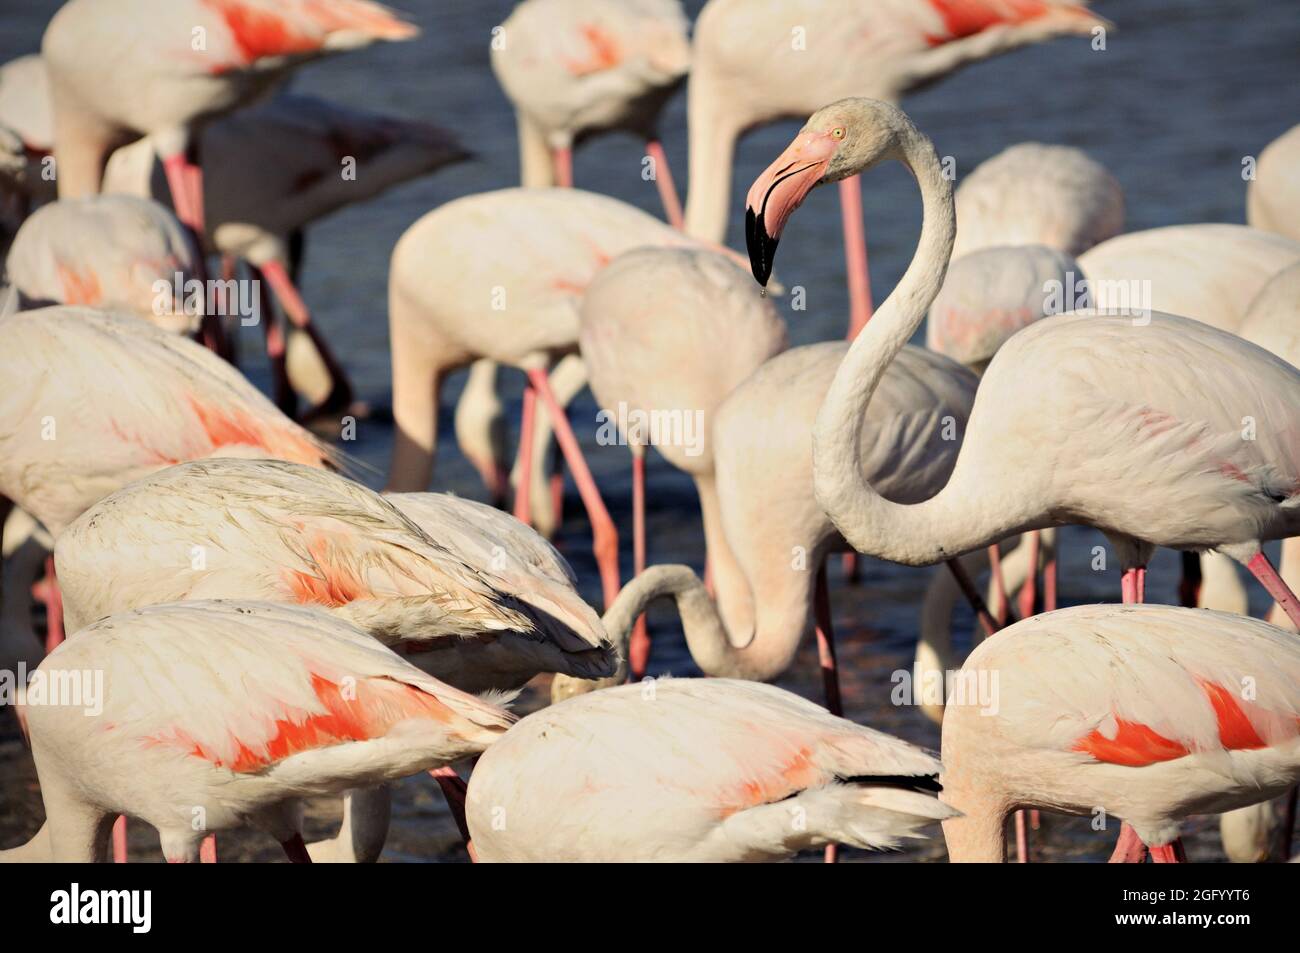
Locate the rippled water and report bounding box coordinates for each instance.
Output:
[2,0,1297,862]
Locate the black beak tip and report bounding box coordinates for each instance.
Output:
[744,206,776,287]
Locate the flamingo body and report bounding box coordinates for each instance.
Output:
[1247,124,1300,242]
[468,677,954,862]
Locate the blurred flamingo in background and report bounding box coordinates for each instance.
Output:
[688,0,1108,336]
[1247,123,1300,242]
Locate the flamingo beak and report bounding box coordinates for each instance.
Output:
[744,132,837,286]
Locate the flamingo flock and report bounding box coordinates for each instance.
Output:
[1,0,1298,867]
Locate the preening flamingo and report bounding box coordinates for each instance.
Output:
[578,246,787,678]
[101,91,468,418]
[54,459,613,690]
[6,195,199,334]
[469,674,954,862]
[940,604,1300,862]
[1247,123,1300,242]
[0,307,332,541]
[491,0,690,220]
[745,98,1300,625]
[688,0,1106,334]
[41,0,417,243]
[0,600,513,863]
[385,187,751,607]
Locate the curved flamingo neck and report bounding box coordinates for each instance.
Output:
[602,564,803,682]
[813,124,999,565]
[683,67,743,243]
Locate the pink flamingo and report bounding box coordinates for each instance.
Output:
[6,195,199,334]
[0,600,512,862]
[687,0,1107,336]
[941,604,1300,862]
[385,187,752,608]
[41,0,417,246]
[469,670,954,862]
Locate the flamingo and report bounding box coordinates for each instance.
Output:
[0,306,332,543]
[744,98,1300,626]
[687,0,1107,336]
[100,90,468,419]
[385,187,753,608]
[940,603,1300,862]
[491,0,690,220]
[6,195,200,335]
[0,55,55,233]
[950,142,1124,260]
[468,672,954,862]
[578,246,787,678]
[0,600,513,863]
[1247,123,1300,242]
[41,0,417,246]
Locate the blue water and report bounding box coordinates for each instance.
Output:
[2,0,1297,861]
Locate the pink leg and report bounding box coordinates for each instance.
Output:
[841,551,860,584]
[628,452,650,680]
[1108,824,1148,863]
[528,367,620,609]
[280,833,312,863]
[34,556,63,654]
[1120,566,1146,605]
[258,260,355,416]
[813,564,841,864]
[1246,550,1300,630]
[549,456,565,526]
[839,176,874,340]
[112,816,127,863]
[553,146,573,188]
[512,384,537,525]
[1044,553,1058,612]
[945,558,1012,640]
[644,139,684,230]
[1014,809,1028,863]
[1150,840,1187,863]
[987,544,1010,627]
[430,764,470,845]
[161,152,196,231]
[200,835,217,863]
[1018,531,1040,618]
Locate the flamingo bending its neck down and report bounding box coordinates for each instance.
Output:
[688,0,1107,336]
[0,600,512,863]
[744,98,1300,631]
[6,195,199,334]
[940,604,1300,862]
[469,673,954,862]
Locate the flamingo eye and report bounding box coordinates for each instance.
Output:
[831,127,846,140]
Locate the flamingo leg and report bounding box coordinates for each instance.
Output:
[549,454,565,526]
[200,835,217,863]
[644,139,684,230]
[258,268,295,416]
[839,176,873,340]
[512,383,537,525]
[112,816,127,863]
[987,544,1010,627]
[1108,824,1149,863]
[1017,531,1040,619]
[945,558,1013,640]
[1013,810,1028,864]
[628,450,650,680]
[1245,550,1300,630]
[813,564,841,865]
[841,551,860,584]
[430,764,470,845]
[258,260,356,418]
[1149,840,1187,863]
[527,367,621,609]
[280,833,312,863]
[552,146,574,188]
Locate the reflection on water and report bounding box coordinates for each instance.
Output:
[1,0,1295,861]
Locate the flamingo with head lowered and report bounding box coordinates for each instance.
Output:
[743,97,1300,632]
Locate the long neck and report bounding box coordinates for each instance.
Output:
[813,130,1003,566]
[683,65,742,243]
[939,777,1009,863]
[694,473,755,645]
[603,565,803,681]
[0,820,51,862]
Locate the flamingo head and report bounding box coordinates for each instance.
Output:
[745,98,912,286]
